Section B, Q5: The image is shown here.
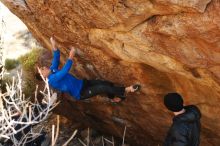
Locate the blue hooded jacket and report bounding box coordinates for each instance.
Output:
[48,50,83,100]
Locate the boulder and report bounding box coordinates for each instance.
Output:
[1,0,219,145]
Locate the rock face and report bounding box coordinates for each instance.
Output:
[1,0,220,145]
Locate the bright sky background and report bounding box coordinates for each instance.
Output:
[0,2,31,60]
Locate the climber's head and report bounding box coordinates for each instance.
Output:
[164,92,185,115]
[36,66,50,81]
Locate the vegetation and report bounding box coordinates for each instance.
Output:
[18,48,42,72]
[4,58,19,70]
[18,48,43,97]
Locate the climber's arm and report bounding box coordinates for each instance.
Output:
[50,37,60,70]
[50,37,57,51]
[51,48,76,81]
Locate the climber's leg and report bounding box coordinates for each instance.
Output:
[80,79,125,100]
[80,79,141,102]
[83,79,114,87]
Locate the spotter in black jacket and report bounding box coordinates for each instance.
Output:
[164,105,201,146]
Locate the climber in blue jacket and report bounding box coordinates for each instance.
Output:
[36,37,140,102]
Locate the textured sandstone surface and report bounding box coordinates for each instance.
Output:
[1,0,220,145]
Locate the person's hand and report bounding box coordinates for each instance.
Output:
[50,37,57,51]
[68,47,76,60]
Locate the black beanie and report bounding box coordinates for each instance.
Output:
[164,93,183,112]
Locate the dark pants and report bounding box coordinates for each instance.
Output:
[80,79,125,100]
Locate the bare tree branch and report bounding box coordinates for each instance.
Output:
[0,70,60,146]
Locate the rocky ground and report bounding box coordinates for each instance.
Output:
[35,114,129,146]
